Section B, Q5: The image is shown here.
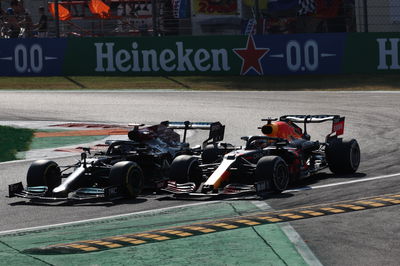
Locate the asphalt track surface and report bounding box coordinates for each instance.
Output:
[1,90,400,265]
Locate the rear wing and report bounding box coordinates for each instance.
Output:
[279,115,345,137]
[161,121,225,144]
[280,115,341,123]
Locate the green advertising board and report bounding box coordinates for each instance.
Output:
[2,33,400,76]
[61,33,348,76]
[344,33,400,73]
[63,36,245,76]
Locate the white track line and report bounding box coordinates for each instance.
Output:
[2,172,399,235]
[0,201,221,236]
[285,173,400,193]
[0,155,78,165]
[252,201,322,266]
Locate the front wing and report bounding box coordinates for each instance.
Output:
[8,182,125,202]
[162,180,269,199]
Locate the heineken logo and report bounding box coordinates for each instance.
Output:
[233,35,270,75]
[94,36,271,75]
[94,41,231,73]
[377,38,400,70]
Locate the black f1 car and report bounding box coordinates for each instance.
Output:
[164,115,360,197]
[8,121,225,202]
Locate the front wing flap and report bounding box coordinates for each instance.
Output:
[8,182,69,201]
[8,182,24,198]
[162,182,267,199]
[162,181,197,194]
[7,182,124,202]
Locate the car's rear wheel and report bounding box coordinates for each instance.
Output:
[27,160,61,191]
[326,138,360,174]
[109,161,144,198]
[168,155,203,186]
[256,156,289,193]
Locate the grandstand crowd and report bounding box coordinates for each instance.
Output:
[0,0,47,38]
[0,0,358,38]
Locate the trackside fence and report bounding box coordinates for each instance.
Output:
[0,33,400,76]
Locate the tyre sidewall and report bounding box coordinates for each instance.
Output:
[201,145,220,164]
[110,161,144,198]
[27,160,61,190]
[169,155,202,185]
[256,156,289,192]
[326,138,360,174]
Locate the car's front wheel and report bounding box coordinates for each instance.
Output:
[26,160,61,191]
[201,145,220,164]
[168,155,203,186]
[109,161,144,198]
[256,156,289,193]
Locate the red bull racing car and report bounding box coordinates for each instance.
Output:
[164,115,360,197]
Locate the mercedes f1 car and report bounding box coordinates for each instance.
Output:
[164,115,360,197]
[8,121,225,202]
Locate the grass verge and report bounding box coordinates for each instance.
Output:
[0,74,400,90]
[0,126,34,162]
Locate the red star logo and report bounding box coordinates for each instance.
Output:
[233,35,270,75]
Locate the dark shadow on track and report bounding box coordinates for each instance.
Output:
[293,172,367,188]
[8,198,148,207]
[155,172,367,202]
[64,76,86,88]
[163,76,191,89]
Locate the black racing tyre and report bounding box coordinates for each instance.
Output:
[26,160,61,190]
[256,156,289,193]
[326,138,360,174]
[201,145,220,164]
[109,161,144,198]
[168,155,203,186]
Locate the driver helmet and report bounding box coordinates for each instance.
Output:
[251,138,269,149]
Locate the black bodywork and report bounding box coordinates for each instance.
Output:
[8,121,225,202]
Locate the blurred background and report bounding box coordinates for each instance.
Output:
[0,0,398,38]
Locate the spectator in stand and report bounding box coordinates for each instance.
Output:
[10,0,33,37]
[20,9,33,37]
[66,0,80,16]
[34,6,48,37]
[10,0,22,16]
[4,6,20,37]
[296,0,323,33]
[314,0,345,32]
[265,0,303,34]
[0,2,4,16]
[139,20,148,36]
[343,0,356,32]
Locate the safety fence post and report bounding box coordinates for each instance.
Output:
[54,0,60,38]
[363,0,368,32]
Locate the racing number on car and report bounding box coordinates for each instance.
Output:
[286,40,319,72]
[14,44,44,73]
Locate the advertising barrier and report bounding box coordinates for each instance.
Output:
[343,33,400,73]
[0,39,67,76]
[0,33,399,76]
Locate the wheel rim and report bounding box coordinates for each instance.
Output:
[274,164,288,190]
[187,161,202,185]
[44,164,61,189]
[126,166,143,197]
[350,142,360,170]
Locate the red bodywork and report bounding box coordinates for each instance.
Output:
[261,121,303,140]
